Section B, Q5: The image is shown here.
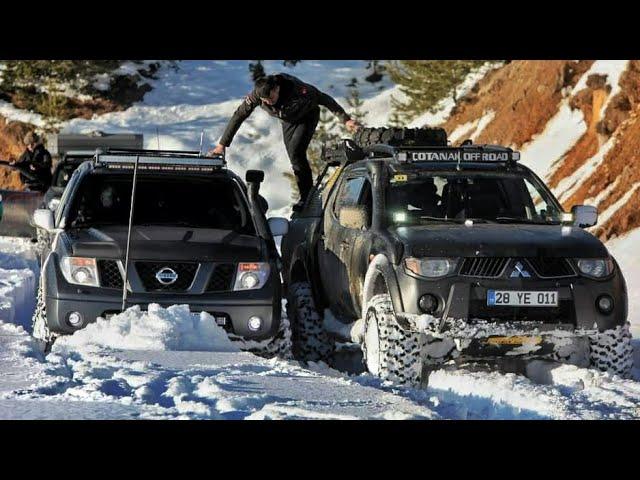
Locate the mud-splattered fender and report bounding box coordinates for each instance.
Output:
[362,254,405,320]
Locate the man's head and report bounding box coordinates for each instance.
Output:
[255,75,280,105]
[23,132,40,152]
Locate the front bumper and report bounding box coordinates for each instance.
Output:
[46,295,280,340]
[395,265,628,333]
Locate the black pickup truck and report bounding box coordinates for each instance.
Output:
[31,148,290,356]
[281,127,633,384]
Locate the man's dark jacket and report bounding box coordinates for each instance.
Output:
[15,144,53,187]
[219,73,351,146]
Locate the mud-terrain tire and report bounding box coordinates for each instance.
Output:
[361,294,425,386]
[32,277,55,352]
[287,282,334,362]
[353,127,447,148]
[589,323,634,378]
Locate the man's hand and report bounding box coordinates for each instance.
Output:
[345,119,361,133]
[207,144,226,157]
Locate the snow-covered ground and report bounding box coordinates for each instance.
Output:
[0,236,638,419]
[1,61,639,419]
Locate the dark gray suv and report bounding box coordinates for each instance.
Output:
[282,127,633,384]
[31,149,290,356]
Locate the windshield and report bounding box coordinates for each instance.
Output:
[387,172,563,225]
[66,174,255,234]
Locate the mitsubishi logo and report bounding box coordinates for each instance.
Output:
[156,267,178,285]
[510,261,531,278]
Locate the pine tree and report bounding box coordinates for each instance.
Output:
[386,60,486,122]
[339,80,367,136]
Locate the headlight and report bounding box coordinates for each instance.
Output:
[576,258,613,278]
[48,198,60,211]
[233,262,270,290]
[60,256,99,287]
[404,257,458,278]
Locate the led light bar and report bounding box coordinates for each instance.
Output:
[94,149,226,171]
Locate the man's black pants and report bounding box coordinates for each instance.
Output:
[281,106,320,203]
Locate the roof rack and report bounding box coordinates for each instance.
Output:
[93,147,226,172]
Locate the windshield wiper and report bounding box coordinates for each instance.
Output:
[494,216,559,225]
[418,216,490,223]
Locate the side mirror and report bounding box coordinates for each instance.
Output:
[572,205,598,228]
[246,170,265,184]
[268,217,289,237]
[33,208,55,232]
[339,206,369,230]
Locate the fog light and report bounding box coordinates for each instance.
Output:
[419,294,439,314]
[67,311,83,327]
[248,316,262,331]
[596,295,614,314]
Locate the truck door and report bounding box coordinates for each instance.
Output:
[317,172,366,318]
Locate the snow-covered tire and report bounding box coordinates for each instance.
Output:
[361,294,425,386]
[589,323,634,378]
[32,229,49,259]
[287,282,334,362]
[32,277,55,352]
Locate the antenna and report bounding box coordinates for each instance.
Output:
[199,131,205,156]
[121,155,140,312]
[156,127,161,150]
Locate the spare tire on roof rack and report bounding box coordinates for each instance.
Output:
[353,127,448,148]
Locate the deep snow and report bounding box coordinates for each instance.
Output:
[0,236,638,419]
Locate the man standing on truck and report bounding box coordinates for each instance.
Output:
[10,132,52,190]
[209,73,360,208]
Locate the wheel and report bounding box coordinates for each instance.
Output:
[589,322,634,378]
[361,294,425,386]
[353,127,447,148]
[287,282,334,362]
[32,276,55,352]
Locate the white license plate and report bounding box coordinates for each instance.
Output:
[487,290,558,307]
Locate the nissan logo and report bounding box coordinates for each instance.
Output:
[155,267,178,285]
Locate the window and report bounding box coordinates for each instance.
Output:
[333,176,366,216]
[388,173,562,225]
[66,174,255,234]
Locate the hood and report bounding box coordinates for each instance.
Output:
[394,223,609,258]
[64,225,263,262]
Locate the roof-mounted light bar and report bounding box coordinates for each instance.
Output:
[93,148,226,172]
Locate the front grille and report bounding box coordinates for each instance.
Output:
[135,262,199,292]
[526,258,575,278]
[460,257,509,278]
[98,260,123,289]
[206,263,236,292]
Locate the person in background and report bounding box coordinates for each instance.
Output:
[11,132,52,190]
[209,73,360,209]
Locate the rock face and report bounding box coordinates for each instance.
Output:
[440,60,640,241]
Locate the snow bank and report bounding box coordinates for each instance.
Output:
[607,229,640,339]
[56,304,239,353]
[0,237,38,331]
